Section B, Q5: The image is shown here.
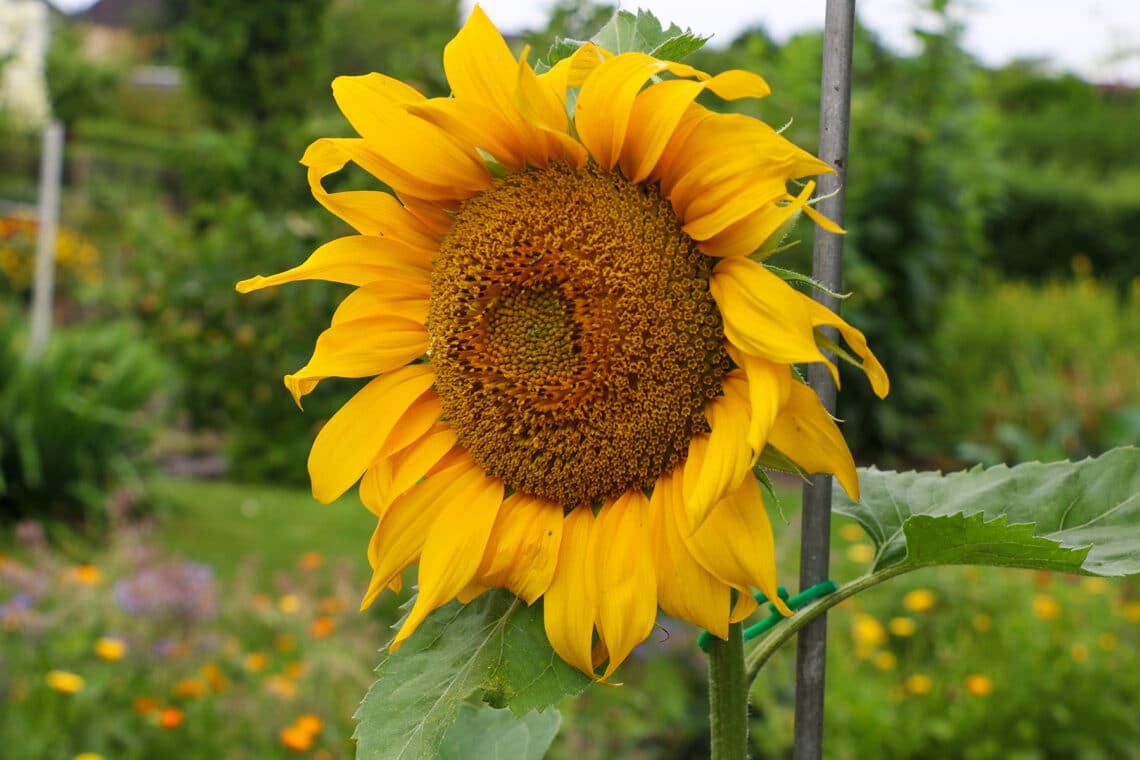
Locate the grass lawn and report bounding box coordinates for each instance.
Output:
[149,476,375,583]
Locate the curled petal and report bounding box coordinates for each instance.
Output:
[767,380,860,500]
[679,475,791,617]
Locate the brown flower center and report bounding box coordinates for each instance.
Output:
[429,163,728,507]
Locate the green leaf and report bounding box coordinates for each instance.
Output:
[438,704,561,760]
[834,448,1140,576]
[590,9,710,60]
[538,36,587,72]
[354,590,590,760]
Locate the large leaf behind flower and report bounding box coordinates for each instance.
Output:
[354,591,589,760]
[541,8,710,71]
[834,447,1140,576]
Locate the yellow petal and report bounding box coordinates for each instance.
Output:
[619,70,770,184]
[476,492,564,604]
[698,181,815,259]
[307,365,435,503]
[767,380,860,500]
[805,299,890,399]
[648,468,732,637]
[236,235,431,293]
[375,391,443,460]
[543,505,598,676]
[681,371,753,530]
[445,5,520,117]
[360,425,458,518]
[679,474,791,616]
[330,280,429,327]
[575,53,708,170]
[592,490,658,679]
[728,347,792,452]
[284,316,428,405]
[331,74,491,197]
[409,97,527,172]
[711,257,835,372]
[360,454,468,609]
[391,463,503,651]
[514,54,589,168]
[542,42,608,94]
[299,137,446,244]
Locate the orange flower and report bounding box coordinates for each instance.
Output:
[200,663,230,693]
[300,551,324,571]
[133,696,159,715]
[280,724,315,752]
[317,596,345,616]
[64,564,102,586]
[295,714,323,736]
[266,674,299,700]
[1033,595,1060,621]
[964,674,993,697]
[158,707,184,729]
[243,652,269,672]
[171,678,208,699]
[284,661,306,680]
[308,616,336,639]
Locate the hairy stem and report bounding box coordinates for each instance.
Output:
[709,621,749,760]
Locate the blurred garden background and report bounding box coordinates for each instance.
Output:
[1,0,1138,757]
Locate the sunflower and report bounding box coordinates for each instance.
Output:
[237,6,888,679]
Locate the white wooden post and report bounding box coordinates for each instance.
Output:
[28,119,65,360]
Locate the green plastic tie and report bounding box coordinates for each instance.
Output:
[697,580,838,653]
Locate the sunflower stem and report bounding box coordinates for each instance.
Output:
[708,621,749,760]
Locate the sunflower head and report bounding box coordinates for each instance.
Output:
[237,5,888,679]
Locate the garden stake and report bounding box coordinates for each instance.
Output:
[795,2,857,759]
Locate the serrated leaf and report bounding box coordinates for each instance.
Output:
[539,36,587,72]
[591,9,709,60]
[438,704,560,760]
[354,590,590,760]
[834,448,1140,576]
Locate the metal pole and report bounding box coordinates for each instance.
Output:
[29,120,65,360]
[793,2,855,759]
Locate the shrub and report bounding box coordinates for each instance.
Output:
[0,314,172,527]
[926,278,1140,464]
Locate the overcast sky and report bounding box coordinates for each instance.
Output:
[465,0,1140,84]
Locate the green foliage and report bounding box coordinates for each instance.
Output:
[325,0,458,95]
[44,21,122,126]
[834,449,1140,577]
[438,704,561,760]
[355,591,589,760]
[103,196,347,484]
[751,563,1140,760]
[173,0,330,127]
[537,6,709,70]
[0,316,172,527]
[929,278,1140,463]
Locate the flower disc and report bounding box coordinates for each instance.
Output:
[430,163,729,506]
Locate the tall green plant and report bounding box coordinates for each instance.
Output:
[0,316,172,526]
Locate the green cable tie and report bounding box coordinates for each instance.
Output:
[697,580,838,652]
